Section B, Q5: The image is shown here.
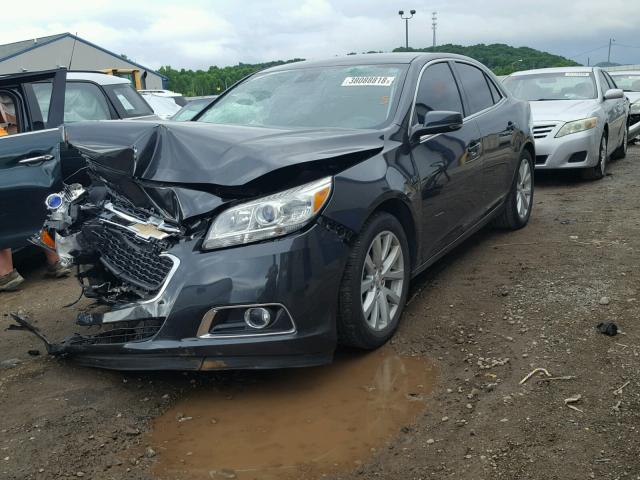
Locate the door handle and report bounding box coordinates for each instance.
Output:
[467,141,482,160]
[18,154,54,165]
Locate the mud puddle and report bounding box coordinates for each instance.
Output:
[148,347,436,480]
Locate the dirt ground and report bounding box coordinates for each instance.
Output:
[2,146,640,480]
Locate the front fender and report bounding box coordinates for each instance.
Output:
[322,151,417,236]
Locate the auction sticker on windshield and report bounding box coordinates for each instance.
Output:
[342,76,395,86]
[565,73,590,77]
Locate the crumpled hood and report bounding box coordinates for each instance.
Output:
[529,99,599,122]
[65,120,383,186]
[64,120,383,222]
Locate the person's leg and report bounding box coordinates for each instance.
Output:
[43,248,59,267]
[0,248,24,291]
[0,248,12,276]
[43,248,71,278]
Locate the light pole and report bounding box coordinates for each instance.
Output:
[398,9,416,49]
[431,11,437,48]
[607,38,615,64]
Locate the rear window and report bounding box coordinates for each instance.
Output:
[105,84,153,118]
[454,62,495,115]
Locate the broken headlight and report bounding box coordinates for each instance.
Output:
[202,177,332,249]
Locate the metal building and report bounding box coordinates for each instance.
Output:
[0,33,166,89]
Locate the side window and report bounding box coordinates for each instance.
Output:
[0,93,21,136]
[485,74,503,104]
[64,83,111,122]
[455,63,494,115]
[604,72,618,90]
[414,62,463,124]
[30,82,53,127]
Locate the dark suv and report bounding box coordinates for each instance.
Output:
[0,68,154,251]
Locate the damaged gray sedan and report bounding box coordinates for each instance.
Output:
[12,53,535,370]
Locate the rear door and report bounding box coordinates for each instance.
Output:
[453,61,515,212]
[409,61,484,259]
[0,69,66,249]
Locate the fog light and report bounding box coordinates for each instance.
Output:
[244,307,271,329]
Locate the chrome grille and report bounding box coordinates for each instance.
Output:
[89,225,174,292]
[533,123,558,139]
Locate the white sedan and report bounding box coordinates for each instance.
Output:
[504,67,629,179]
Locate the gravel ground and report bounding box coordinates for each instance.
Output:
[2,145,640,480]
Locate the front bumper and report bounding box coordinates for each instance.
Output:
[15,222,350,370]
[534,126,600,170]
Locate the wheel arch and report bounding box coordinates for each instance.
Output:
[370,196,418,270]
[522,141,535,161]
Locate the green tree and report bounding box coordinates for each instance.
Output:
[393,43,579,75]
[158,59,304,96]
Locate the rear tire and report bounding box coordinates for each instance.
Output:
[337,212,410,350]
[583,133,608,180]
[611,123,628,160]
[494,150,534,230]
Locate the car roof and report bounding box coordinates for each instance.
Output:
[263,52,482,72]
[608,70,640,75]
[67,71,130,85]
[509,66,596,77]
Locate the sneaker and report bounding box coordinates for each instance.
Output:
[0,269,25,292]
[45,262,71,279]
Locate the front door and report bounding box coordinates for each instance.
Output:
[0,69,66,249]
[409,61,485,260]
[600,70,626,149]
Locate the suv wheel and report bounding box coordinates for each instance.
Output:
[337,212,410,349]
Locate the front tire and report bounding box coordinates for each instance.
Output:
[337,212,410,350]
[583,133,608,180]
[494,150,534,230]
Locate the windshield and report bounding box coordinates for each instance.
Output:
[197,64,407,129]
[609,74,640,92]
[172,99,211,121]
[104,84,154,118]
[503,72,597,101]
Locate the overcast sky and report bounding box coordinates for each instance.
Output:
[5,0,640,69]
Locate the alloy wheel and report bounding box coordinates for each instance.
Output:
[516,158,532,219]
[360,230,405,331]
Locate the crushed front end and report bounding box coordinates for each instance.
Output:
[11,121,368,370]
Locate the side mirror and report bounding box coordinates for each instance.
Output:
[604,88,624,100]
[410,111,463,142]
